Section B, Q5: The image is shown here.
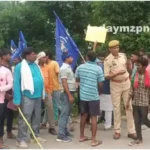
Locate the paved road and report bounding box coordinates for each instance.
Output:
[5,118,150,149]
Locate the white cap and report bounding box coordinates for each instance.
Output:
[35,51,46,64]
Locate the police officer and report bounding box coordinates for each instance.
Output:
[104,40,136,140]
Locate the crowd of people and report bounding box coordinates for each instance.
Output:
[0,40,150,149]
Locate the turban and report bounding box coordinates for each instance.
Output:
[35,51,46,64]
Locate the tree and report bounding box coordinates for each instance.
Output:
[91,1,150,52]
[0,1,150,55]
[0,1,93,55]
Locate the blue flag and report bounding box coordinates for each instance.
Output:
[11,47,21,63]
[10,40,17,54]
[11,31,27,62]
[18,31,27,53]
[54,11,79,69]
[10,40,20,62]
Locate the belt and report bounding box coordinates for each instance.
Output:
[111,77,129,83]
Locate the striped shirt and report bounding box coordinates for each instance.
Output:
[75,61,104,101]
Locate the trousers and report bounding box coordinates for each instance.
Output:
[0,104,5,137]
[110,80,135,134]
[133,105,150,140]
[52,90,61,121]
[17,96,41,142]
[43,95,55,128]
[4,99,14,133]
[58,92,73,136]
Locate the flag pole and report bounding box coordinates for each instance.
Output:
[93,41,97,52]
[54,11,86,66]
[77,50,85,63]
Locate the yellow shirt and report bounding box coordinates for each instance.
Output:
[104,53,129,80]
[46,60,60,91]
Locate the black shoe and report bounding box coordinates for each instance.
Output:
[48,128,57,135]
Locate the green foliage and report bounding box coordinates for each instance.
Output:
[91,1,150,52]
[0,1,150,54]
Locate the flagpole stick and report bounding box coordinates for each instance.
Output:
[93,41,97,52]
[18,108,43,149]
[78,50,85,63]
[76,62,79,67]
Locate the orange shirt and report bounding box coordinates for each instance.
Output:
[46,60,60,91]
[40,65,53,94]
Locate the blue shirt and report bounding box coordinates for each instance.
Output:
[100,64,110,94]
[13,62,44,105]
[75,61,104,101]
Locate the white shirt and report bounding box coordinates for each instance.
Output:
[59,63,76,92]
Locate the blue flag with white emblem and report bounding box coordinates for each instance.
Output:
[54,11,79,69]
[10,40,20,62]
[11,31,27,62]
[11,47,21,63]
[10,40,17,54]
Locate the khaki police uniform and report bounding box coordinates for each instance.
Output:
[104,52,135,134]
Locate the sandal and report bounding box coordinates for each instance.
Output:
[113,132,121,139]
[129,140,142,146]
[0,143,9,149]
[91,140,102,147]
[7,133,16,139]
[40,124,47,129]
[79,136,91,142]
[12,127,18,130]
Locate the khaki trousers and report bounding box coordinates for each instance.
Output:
[44,95,55,128]
[110,79,135,134]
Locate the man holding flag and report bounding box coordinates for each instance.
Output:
[54,11,79,142]
[57,52,76,142]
